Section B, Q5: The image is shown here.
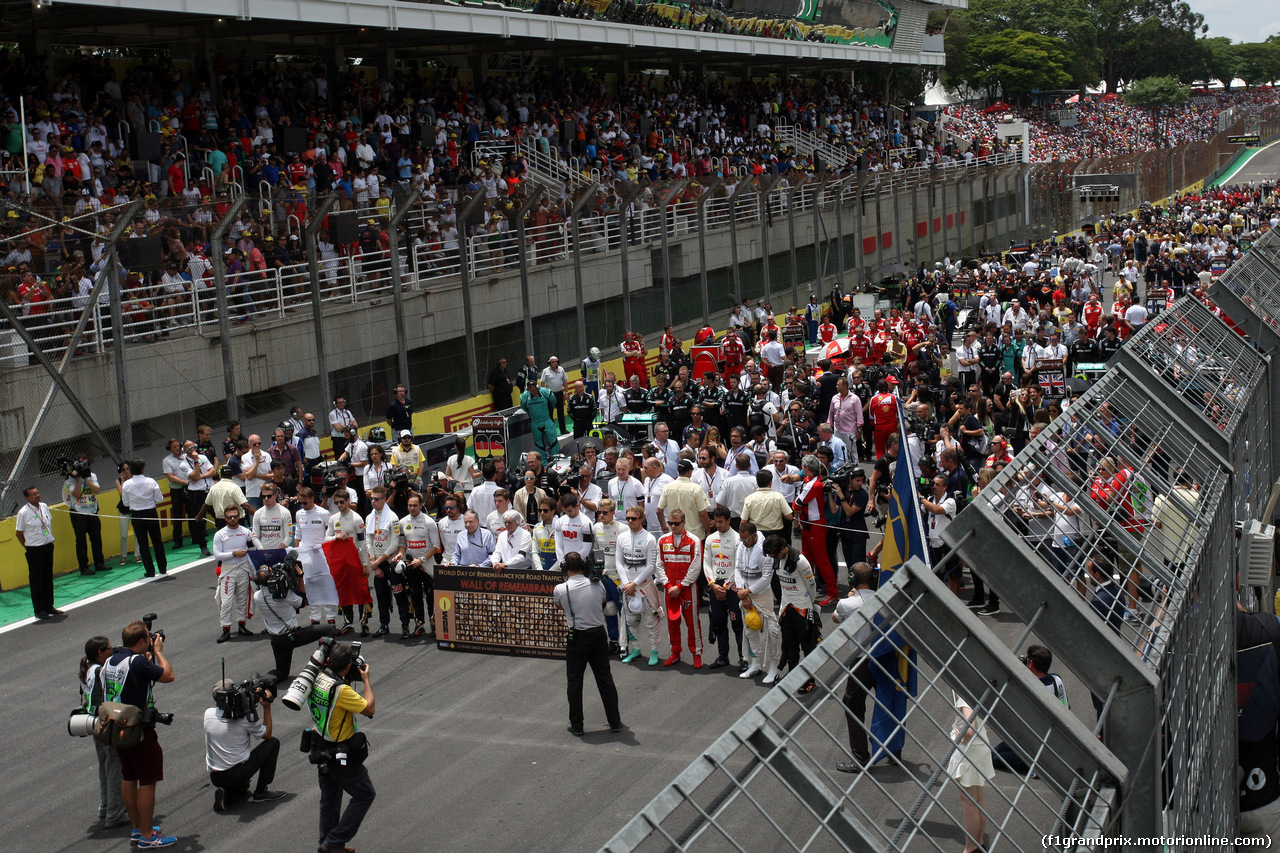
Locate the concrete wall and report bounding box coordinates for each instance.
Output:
[3,181,1026,451]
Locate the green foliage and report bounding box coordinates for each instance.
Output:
[965,29,1073,101]
[1123,76,1190,148]
[1197,37,1238,89]
[1232,42,1280,87]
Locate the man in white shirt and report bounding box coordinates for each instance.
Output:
[1002,300,1031,332]
[204,678,283,811]
[760,332,787,390]
[832,562,878,773]
[641,458,674,535]
[691,447,725,508]
[468,462,499,525]
[16,486,58,619]
[493,510,534,571]
[213,507,256,643]
[436,494,467,565]
[240,434,273,511]
[717,454,759,525]
[540,356,570,434]
[122,459,168,578]
[606,456,644,514]
[328,396,358,458]
[1124,301,1149,330]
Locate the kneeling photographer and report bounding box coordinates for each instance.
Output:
[204,675,285,811]
[101,617,176,849]
[291,641,377,853]
[253,553,338,681]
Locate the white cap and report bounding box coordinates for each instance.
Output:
[399,430,412,438]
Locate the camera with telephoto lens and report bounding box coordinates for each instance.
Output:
[281,636,336,710]
[141,612,164,644]
[57,457,92,479]
[321,467,347,499]
[825,462,860,495]
[258,551,303,599]
[67,707,97,737]
[214,673,278,724]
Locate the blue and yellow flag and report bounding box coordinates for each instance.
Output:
[870,397,926,764]
[879,398,932,585]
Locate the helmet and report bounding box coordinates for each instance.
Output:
[368,426,387,443]
[743,604,763,632]
[589,347,600,361]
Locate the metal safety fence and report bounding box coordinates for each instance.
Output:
[603,557,1125,852]
[605,296,1266,849]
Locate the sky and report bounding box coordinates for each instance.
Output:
[1189,0,1280,44]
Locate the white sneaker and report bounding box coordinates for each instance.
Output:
[762,669,781,685]
[740,665,763,679]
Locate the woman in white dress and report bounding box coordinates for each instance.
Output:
[947,692,994,853]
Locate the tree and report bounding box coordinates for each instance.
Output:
[966,30,1073,102]
[1233,42,1280,87]
[961,0,1101,89]
[1090,0,1205,92]
[1123,76,1190,149]
[1197,36,1238,89]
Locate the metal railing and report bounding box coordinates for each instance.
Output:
[606,292,1264,848]
[604,557,1124,852]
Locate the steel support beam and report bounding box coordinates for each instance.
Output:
[455,191,489,395]
[657,180,688,328]
[515,185,548,358]
[568,181,601,361]
[210,197,246,424]
[694,180,724,328]
[304,194,339,412]
[386,188,424,393]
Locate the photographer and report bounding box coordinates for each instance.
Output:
[253,560,336,680]
[102,620,176,849]
[307,642,377,853]
[204,678,285,812]
[79,636,127,828]
[554,551,623,736]
[63,453,108,576]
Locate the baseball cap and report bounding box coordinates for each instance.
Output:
[886,376,900,385]
[399,430,412,438]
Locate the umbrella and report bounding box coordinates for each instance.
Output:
[1102,92,1118,101]
[1065,94,1080,104]
[981,101,1013,114]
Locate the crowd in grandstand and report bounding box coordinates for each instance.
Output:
[940,88,1280,161]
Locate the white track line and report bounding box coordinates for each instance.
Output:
[0,555,216,637]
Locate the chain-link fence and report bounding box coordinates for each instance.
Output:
[604,292,1267,849]
[603,557,1125,853]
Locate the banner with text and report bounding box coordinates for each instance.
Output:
[433,566,567,659]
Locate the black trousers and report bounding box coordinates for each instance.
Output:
[168,489,186,546]
[269,623,338,681]
[372,571,403,628]
[779,605,820,673]
[826,528,866,584]
[566,626,621,730]
[318,760,376,849]
[552,390,567,432]
[25,542,55,615]
[707,586,743,661]
[185,490,209,548]
[571,417,594,439]
[392,568,432,626]
[131,509,167,576]
[331,437,348,460]
[209,736,280,804]
[842,655,876,762]
[69,512,105,571]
